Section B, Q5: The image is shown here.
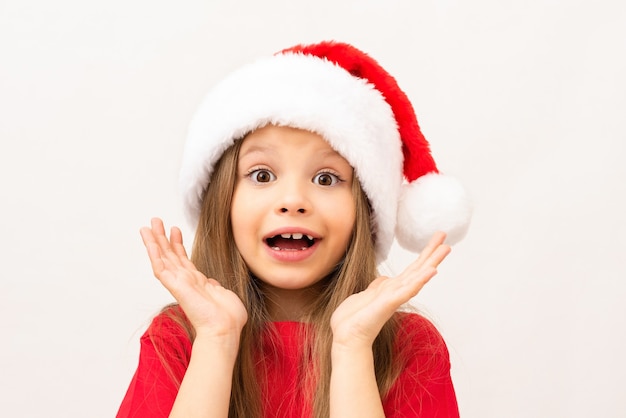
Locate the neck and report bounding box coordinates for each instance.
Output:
[262,285,322,322]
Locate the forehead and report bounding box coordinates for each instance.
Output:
[239,125,347,161]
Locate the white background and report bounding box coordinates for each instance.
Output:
[2,0,625,417]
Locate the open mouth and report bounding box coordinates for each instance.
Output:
[265,233,316,251]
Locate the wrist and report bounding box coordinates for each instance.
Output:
[192,331,242,360]
[331,341,374,361]
[331,331,375,353]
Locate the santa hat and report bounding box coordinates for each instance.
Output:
[180,41,471,261]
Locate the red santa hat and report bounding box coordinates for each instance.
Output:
[180,41,472,261]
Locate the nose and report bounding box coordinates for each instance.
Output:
[280,207,305,214]
[275,180,311,215]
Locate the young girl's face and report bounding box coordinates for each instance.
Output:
[231,125,356,297]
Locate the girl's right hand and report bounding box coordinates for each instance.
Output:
[140,218,248,342]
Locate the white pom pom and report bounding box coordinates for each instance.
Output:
[395,173,472,252]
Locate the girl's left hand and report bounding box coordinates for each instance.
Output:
[330,232,451,350]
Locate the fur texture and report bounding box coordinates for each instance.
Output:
[281,41,438,181]
[180,41,471,259]
[180,52,403,259]
[396,173,472,251]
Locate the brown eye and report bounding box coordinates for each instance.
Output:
[314,172,339,186]
[250,169,275,183]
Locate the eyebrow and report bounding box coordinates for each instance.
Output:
[239,145,343,160]
[317,148,342,158]
[238,145,276,159]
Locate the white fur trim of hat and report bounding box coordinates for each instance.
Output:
[179,41,472,261]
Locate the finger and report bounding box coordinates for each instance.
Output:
[140,227,169,269]
[141,223,185,283]
[140,227,177,275]
[150,217,167,239]
[170,226,204,273]
[415,231,447,264]
[149,218,187,268]
[143,240,167,277]
[401,232,447,277]
[407,265,438,295]
[150,218,173,250]
[170,226,189,258]
[425,244,451,269]
[393,245,450,296]
[153,251,199,294]
[142,235,180,282]
[139,226,157,249]
[389,265,439,304]
[169,225,183,246]
[398,244,450,287]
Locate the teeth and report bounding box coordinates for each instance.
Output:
[306,235,313,240]
[270,246,308,251]
[279,233,306,240]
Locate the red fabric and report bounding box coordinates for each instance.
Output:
[117,312,459,418]
[280,41,438,182]
[258,322,313,418]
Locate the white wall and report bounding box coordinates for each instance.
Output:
[2,1,625,417]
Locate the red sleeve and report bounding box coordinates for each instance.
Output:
[383,313,460,418]
[116,310,192,418]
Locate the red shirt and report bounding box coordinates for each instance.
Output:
[117,311,459,417]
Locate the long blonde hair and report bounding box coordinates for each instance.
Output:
[159,138,403,418]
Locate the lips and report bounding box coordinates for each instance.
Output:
[265,233,316,251]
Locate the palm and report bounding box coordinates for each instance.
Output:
[140,218,248,338]
[331,232,451,349]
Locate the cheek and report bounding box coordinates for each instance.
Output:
[230,190,250,247]
[230,187,270,252]
[342,213,357,244]
[325,192,356,240]
[230,216,256,268]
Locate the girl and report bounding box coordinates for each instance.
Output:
[117,41,471,418]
